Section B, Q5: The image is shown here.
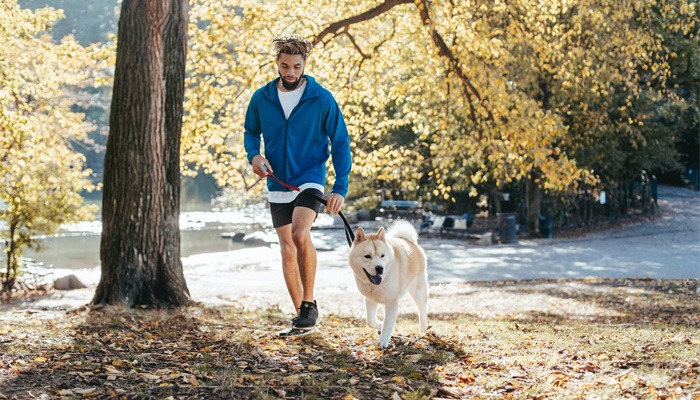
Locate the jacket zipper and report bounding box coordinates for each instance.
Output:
[275,81,312,187]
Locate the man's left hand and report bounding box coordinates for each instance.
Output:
[324,193,345,215]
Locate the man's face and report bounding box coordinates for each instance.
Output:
[276,53,306,90]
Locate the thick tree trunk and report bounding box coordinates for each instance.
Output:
[93,0,192,307]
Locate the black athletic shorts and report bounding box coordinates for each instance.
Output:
[270,189,324,228]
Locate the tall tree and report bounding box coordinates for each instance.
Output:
[92,0,192,307]
[1,0,99,290]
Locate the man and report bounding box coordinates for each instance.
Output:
[243,34,352,336]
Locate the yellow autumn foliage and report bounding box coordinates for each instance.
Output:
[178,0,697,205]
[0,0,104,284]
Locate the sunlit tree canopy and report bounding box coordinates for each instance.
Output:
[183,0,697,207]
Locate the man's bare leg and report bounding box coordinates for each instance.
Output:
[275,225,302,313]
[291,207,318,302]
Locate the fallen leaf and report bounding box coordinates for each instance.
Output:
[547,371,570,386]
[75,388,96,395]
[391,392,402,400]
[391,376,405,384]
[571,362,597,372]
[104,367,122,375]
[141,373,160,381]
[33,357,46,363]
[349,378,360,385]
[308,365,323,372]
[405,354,422,363]
[283,375,301,383]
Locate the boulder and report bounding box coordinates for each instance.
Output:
[356,209,374,221]
[54,274,87,290]
[231,232,246,242]
[243,232,275,247]
[333,212,358,225]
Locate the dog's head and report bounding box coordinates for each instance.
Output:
[349,226,392,285]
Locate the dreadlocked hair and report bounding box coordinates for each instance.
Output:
[272,34,313,60]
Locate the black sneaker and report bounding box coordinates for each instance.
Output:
[292,300,318,330]
[277,323,314,338]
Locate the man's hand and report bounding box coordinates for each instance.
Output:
[324,193,345,215]
[251,155,272,178]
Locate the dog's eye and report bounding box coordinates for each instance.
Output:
[364,255,371,259]
[380,254,385,258]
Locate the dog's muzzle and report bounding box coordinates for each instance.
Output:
[363,268,382,285]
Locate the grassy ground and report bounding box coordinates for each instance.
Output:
[0,278,698,399]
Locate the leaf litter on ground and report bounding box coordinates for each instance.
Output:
[0,278,697,399]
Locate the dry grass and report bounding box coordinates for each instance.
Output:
[0,278,698,399]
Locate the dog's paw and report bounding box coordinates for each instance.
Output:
[377,339,390,349]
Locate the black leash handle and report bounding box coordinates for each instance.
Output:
[300,191,355,247]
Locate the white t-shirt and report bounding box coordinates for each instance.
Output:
[271,79,323,203]
[278,79,307,120]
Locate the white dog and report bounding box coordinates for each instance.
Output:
[348,220,428,348]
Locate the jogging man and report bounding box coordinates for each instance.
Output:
[244,35,352,336]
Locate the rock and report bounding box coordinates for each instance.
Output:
[243,232,275,247]
[356,209,374,221]
[54,274,87,290]
[333,212,359,225]
[345,212,359,224]
[221,232,245,242]
[477,232,493,246]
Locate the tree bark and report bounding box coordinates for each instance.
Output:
[525,171,542,234]
[93,0,192,307]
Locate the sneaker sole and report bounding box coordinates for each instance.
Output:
[278,327,316,338]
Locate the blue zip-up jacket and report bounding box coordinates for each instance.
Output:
[244,75,352,197]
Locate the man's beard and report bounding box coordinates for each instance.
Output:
[279,72,304,90]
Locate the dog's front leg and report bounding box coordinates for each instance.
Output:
[378,300,399,348]
[365,298,381,330]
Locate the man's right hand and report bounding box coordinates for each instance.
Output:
[251,155,272,178]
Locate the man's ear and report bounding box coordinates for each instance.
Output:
[354,227,366,244]
[376,227,385,241]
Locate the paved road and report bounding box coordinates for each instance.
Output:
[426,184,699,282]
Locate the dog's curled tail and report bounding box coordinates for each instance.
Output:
[387,220,419,243]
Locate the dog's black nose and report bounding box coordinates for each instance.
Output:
[375,266,384,275]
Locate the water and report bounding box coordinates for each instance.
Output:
[5,205,276,271]
[5,205,338,271]
[21,228,250,270]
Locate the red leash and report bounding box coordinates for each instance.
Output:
[247,167,355,247]
[266,171,301,192]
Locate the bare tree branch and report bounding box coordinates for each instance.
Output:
[343,28,370,59]
[415,0,495,125]
[312,0,413,46]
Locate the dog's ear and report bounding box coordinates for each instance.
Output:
[376,227,386,241]
[354,226,366,244]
